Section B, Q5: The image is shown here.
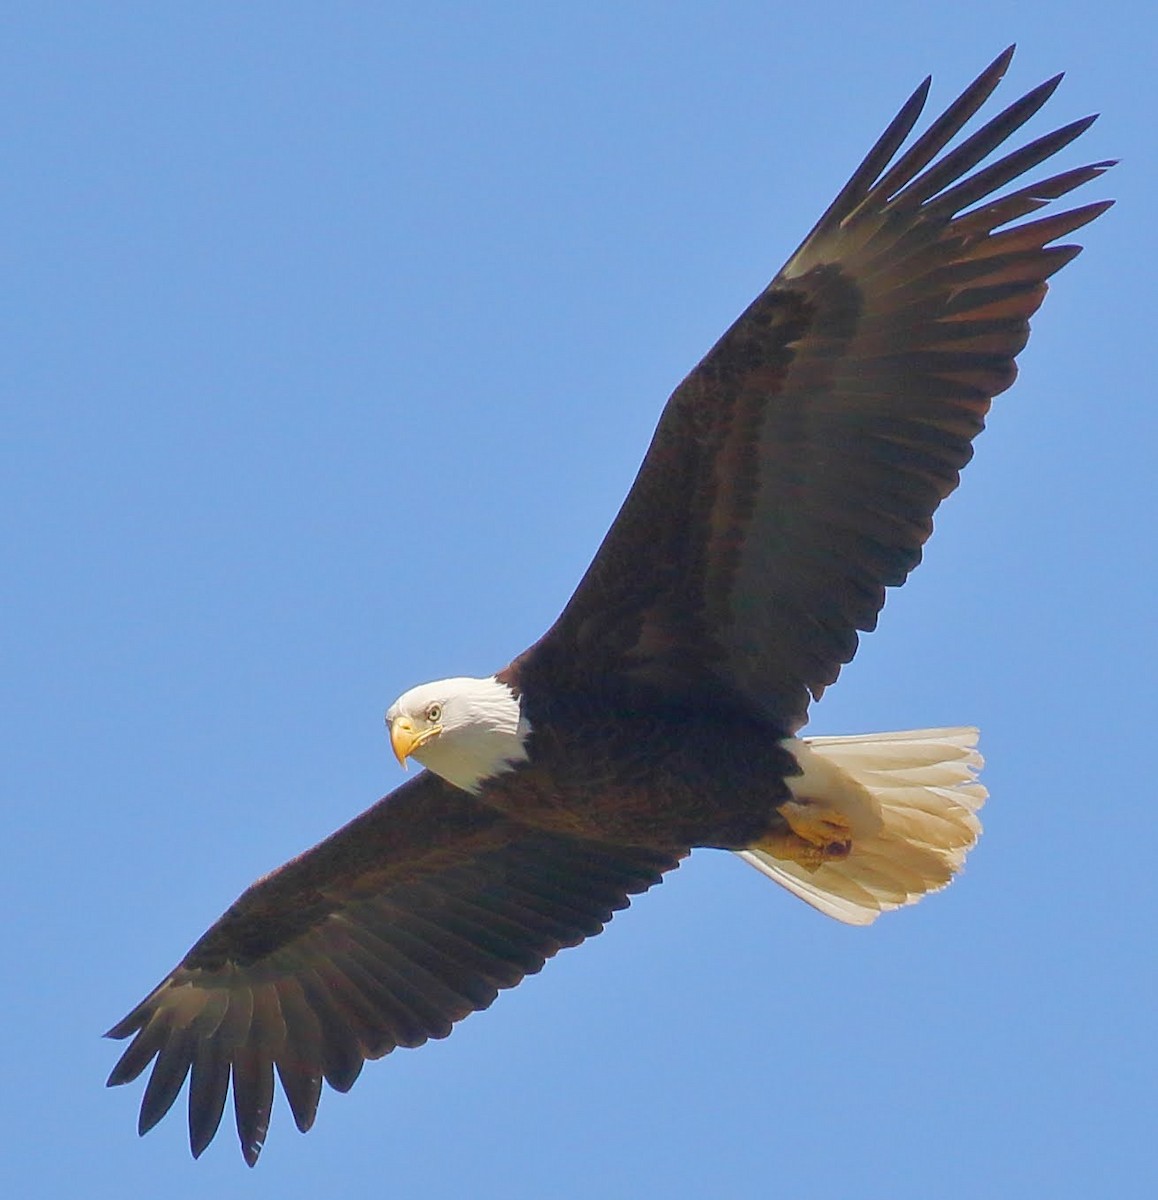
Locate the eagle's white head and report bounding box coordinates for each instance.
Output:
[385,675,530,793]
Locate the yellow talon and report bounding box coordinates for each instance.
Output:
[754,800,853,871]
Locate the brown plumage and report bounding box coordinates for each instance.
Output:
[108,772,679,1161]
[107,47,1112,1165]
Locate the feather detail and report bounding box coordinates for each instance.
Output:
[740,728,985,925]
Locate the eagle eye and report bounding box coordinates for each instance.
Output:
[425,702,443,723]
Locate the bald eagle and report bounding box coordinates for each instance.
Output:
[107,48,1112,1165]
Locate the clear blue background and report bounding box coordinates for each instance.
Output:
[3,4,1153,1197]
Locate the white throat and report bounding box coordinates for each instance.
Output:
[387,675,531,794]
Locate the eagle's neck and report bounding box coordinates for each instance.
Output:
[417,675,531,794]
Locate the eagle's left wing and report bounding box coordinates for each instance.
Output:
[518,49,1112,732]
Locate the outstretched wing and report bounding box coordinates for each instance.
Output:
[106,771,679,1165]
[517,48,1112,732]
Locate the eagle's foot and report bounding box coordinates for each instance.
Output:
[757,801,853,870]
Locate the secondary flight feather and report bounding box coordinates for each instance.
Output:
[107,48,1113,1164]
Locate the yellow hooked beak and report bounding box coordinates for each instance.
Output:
[389,715,441,767]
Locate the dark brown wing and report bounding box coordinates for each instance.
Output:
[515,48,1112,731]
[106,770,679,1165]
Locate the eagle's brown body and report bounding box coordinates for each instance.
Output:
[106,49,1113,1165]
[483,681,799,848]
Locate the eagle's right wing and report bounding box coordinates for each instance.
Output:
[106,770,679,1164]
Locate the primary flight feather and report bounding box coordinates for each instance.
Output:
[107,47,1113,1164]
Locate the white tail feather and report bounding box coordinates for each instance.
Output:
[739,727,986,926]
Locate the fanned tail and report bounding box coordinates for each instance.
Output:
[740,728,986,926]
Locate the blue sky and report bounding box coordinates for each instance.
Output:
[3,4,1154,1198]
